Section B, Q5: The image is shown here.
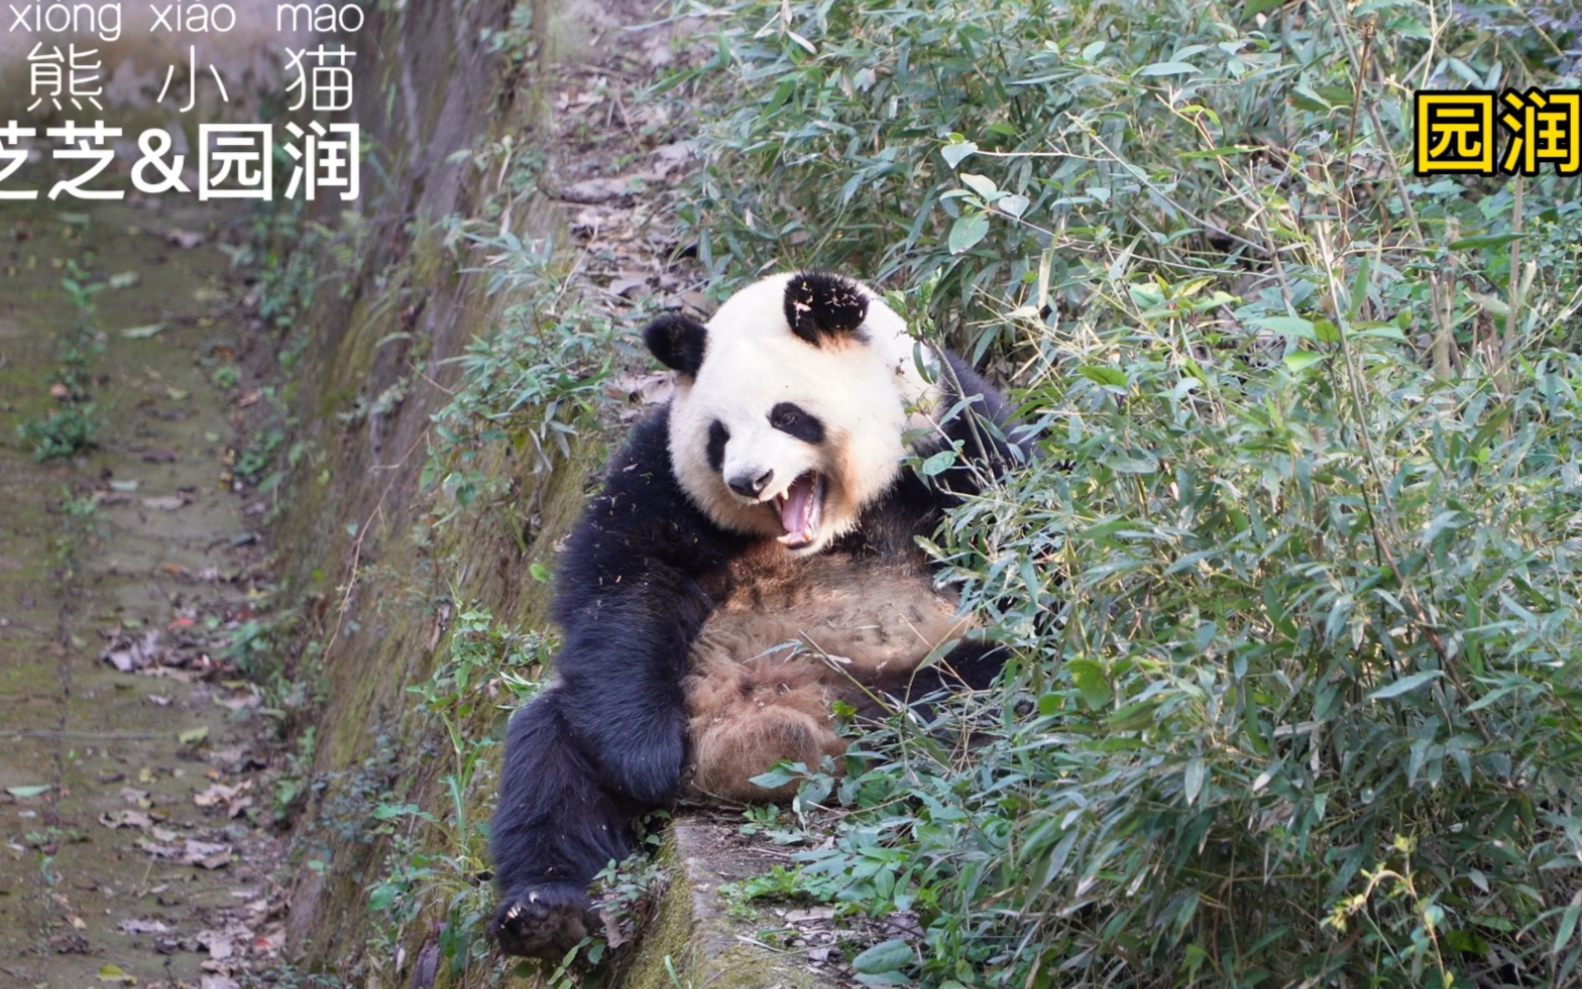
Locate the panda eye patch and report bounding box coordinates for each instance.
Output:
[707,421,729,472]
[769,402,825,444]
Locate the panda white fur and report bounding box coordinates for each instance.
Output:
[661,272,938,552]
[490,271,1024,960]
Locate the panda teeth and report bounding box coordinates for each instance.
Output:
[774,473,823,548]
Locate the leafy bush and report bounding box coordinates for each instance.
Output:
[366,604,552,978]
[421,230,619,518]
[658,0,1582,984]
[801,304,1582,986]
[667,0,1581,356]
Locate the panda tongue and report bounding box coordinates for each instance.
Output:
[778,474,817,545]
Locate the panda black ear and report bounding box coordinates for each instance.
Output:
[784,271,869,347]
[643,313,708,377]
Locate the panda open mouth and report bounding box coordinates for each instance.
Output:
[772,472,825,549]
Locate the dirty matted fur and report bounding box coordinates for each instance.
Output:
[684,548,973,802]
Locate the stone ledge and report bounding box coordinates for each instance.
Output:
[621,817,843,989]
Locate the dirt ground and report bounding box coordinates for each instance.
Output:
[0,192,288,987]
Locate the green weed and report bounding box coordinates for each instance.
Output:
[20,405,98,463]
[235,424,287,487]
[723,864,840,905]
[19,261,104,460]
[421,231,618,523]
[366,603,552,978]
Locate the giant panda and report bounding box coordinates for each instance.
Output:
[490,271,1025,960]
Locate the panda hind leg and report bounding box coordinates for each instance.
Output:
[686,658,843,803]
[491,687,629,960]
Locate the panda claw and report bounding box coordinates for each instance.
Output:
[492,883,598,960]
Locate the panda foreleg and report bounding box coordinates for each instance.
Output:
[876,638,1009,717]
[491,686,632,959]
[934,638,1010,692]
[554,576,714,807]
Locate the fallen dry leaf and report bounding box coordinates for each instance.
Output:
[102,629,163,673]
[139,837,232,869]
[215,688,261,712]
[49,932,89,954]
[194,921,257,962]
[606,271,650,297]
[186,840,232,869]
[100,809,154,830]
[560,176,633,204]
[782,906,837,923]
[192,780,252,810]
[598,903,628,950]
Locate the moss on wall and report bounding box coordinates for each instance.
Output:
[266,2,842,985]
[266,0,607,978]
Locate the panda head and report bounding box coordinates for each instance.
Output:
[643,272,939,555]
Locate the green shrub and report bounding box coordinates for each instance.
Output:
[421,232,618,519]
[803,307,1582,986]
[659,0,1582,984]
[667,0,1581,355]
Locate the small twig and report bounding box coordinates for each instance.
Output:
[1251,191,1294,313]
[1321,0,1424,247]
[0,616,52,636]
[609,86,642,147]
[1501,173,1524,392]
[0,729,163,740]
[323,422,432,657]
[1431,217,1458,380]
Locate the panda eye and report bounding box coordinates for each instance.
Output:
[768,402,825,444]
[707,420,729,472]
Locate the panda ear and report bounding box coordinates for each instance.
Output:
[643,313,708,377]
[784,271,869,347]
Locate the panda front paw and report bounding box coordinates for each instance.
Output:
[491,883,599,960]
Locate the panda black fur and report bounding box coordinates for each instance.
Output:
[490,271,1024,960]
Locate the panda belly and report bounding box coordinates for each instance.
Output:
[682,547,972,802]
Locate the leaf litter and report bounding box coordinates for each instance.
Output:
[2,199,291,987]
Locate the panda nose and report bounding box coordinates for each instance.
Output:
[728,469,774,499]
